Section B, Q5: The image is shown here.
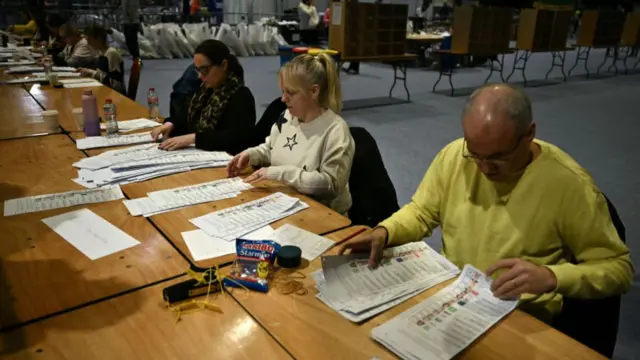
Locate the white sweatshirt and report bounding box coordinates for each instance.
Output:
[245,109,355,214]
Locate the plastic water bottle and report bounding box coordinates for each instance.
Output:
[104,98,119,137]
[43,55,53,77]
[147,88,160,121]
[82,89,100,137]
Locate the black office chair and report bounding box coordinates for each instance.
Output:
[347,127,400,227]
[251,97,287,148]
[552,194,625,359]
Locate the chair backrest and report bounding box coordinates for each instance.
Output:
[127,58,142,101]
[251,97,287,148]
[347,127,400,227]
[553,193,625,359]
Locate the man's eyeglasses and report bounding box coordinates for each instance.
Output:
[462,135,525,164]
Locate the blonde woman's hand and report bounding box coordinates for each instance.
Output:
[227,152,251,177]
[244,168,268,184]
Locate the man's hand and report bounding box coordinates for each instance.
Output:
[76,68,94,77]
[158,133,195,151]
[227,152,250,177]
[336,227,388,268]
[486,258,558,300]
[244,167,268,184]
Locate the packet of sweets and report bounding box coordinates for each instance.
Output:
[223,239,280,293]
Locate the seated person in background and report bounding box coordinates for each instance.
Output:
[168,63,202,132]
[337,84,633,324]
[77,25,126,94]
[53,23,99,68]
[227,53,355,215]
[42,14,67,58]
[151,40,256,154]
[7,9,37,37]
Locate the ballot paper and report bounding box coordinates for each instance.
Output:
[182,226,275,261]
[5,77,47,84]
[0,60,36,66]
[371,265,518,360]
[59,78,98,85]
[147,177,251,208]
[32,72,81,78]
[317,242,460,318]
[7,66,75,74]
[123,191,240,217]
[73,144,175,170]
[76,133,154,150]
[190,192,309,242]
[42,208,140,260]
[272,224,334,261]
[64,81,103,88]
[3,185,124,216]
[100,118,161,133]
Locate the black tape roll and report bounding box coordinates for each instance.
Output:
[277,245,302,268]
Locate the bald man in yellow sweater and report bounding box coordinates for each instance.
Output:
[338,84,633,324]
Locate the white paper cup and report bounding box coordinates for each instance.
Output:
[41,110,59,133]
[72,108,84,131]
[48,73,59,86]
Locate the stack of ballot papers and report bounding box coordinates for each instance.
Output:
[6,66,75,73]
[3,185,124,216]
[371,264,518,360]
[182,223,335,262]
[73,144,233,188]
[190,192,309,242]
[100,118,161,133]
[312,242,460,323]
[123,177,252,217]
[76,132,155,150]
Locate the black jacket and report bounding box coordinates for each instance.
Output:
[168,86,257,155]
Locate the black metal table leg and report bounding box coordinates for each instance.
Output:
[432,63,455,96]
[506,50,532,86]
[389,62,410,101]
[545,50,567,82]
[597,46,618,75]
[568,46,591,79]
[483,54,506,84]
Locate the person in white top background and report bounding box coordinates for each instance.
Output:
[298,0,320,30]
[227,53,356,215]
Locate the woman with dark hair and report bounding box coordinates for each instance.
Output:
[151,39,256,154]
[77,25,126,94]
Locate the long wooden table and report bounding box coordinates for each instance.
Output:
[0,85,61,140]
[229,226,606,360]
[122,168,352,268]
[27,83,149,133]
[0,135,188,330]
[0,276,293,359]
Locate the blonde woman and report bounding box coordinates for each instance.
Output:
[227,53,355,215]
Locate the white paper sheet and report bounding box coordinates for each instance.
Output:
[273,224,334,261]
[320,242,460,315]
[371,265,518,360]
[147,177,250,207]
[76,133,154,150]
[3,185,124,216]
[99,118,162,133]
[5,77,47,84]
[64,81,103,88]
[42,208,140,260]
[0,60,36,66]
[182,225,275,262]
[123,191,240,217]
[190,193,309,242]
[32,72,81,77]
[59,78,98,84]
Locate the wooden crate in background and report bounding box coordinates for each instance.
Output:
[516,9,572,51]
[451,6,513,55]
[621,12,640,47]
[577,9,626,48]
[329,1,408,58]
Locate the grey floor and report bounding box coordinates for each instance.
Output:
[130,50,640,359]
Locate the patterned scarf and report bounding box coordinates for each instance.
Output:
[187,73,244,132]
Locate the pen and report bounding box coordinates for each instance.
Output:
[335,227,367,246]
